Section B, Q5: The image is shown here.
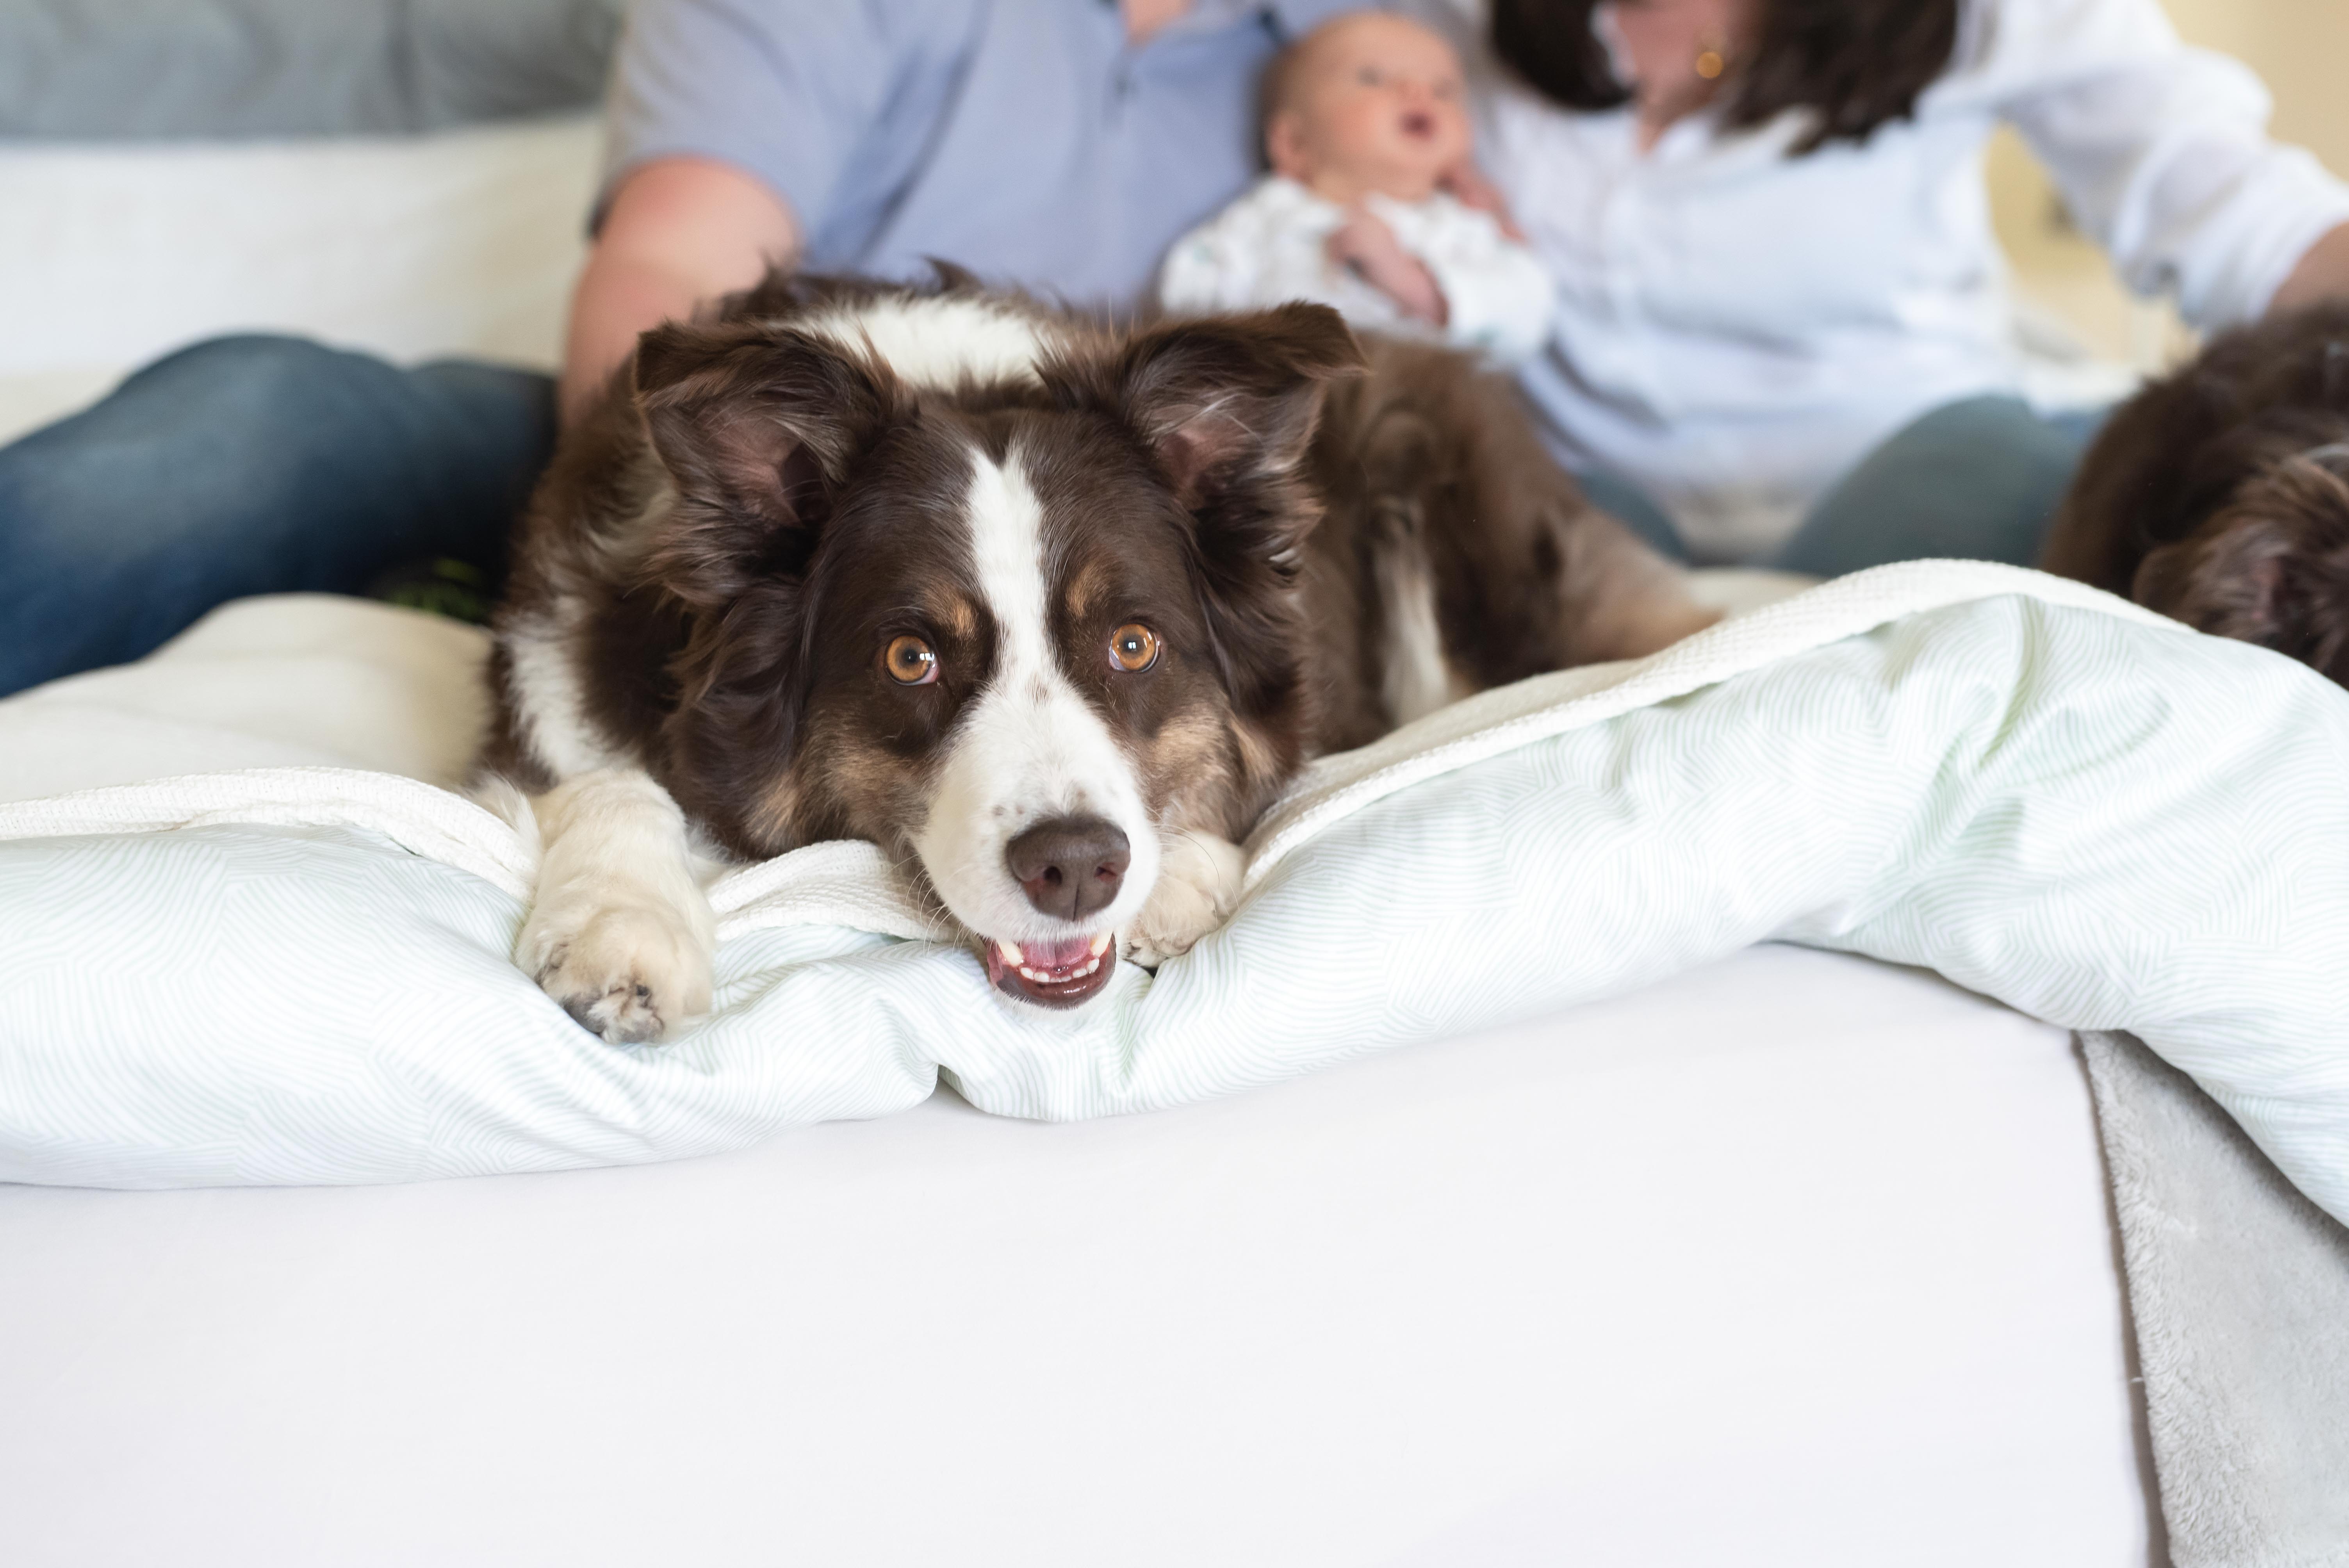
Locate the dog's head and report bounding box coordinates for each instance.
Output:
[2133,440,2349,688]
[627,294,1360,1007]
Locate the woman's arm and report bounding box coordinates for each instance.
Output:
[2271,221,2349,314]
[1996,0,2349,328]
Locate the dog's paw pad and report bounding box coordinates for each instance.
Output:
[554,978,667,1045]
[522,908,711,1045]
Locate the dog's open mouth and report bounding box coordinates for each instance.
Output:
[985,932,1116,1009]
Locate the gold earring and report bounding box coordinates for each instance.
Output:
[1694,34,1728,80]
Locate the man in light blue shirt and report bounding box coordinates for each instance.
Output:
[0,0,1356,695]
[567,0,1350,414]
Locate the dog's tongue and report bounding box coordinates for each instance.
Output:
[989,935,1101,978]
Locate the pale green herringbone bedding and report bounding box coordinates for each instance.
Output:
[2,567,2345,1210]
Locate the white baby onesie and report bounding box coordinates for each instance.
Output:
[1157,174,1554,362]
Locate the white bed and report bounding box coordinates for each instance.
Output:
[0,937,2149,1566]
[0,124,2157,1562]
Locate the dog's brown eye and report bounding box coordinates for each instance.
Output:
[1109,623,1160,673]
[884,634,939,686]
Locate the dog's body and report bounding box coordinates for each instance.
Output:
[484,271,1714,1039]
[2044,302,2349,686]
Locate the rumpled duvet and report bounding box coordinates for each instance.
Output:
[2,561,2345,1224]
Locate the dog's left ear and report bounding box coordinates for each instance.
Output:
[2136,520,2292,642]
[2135,454,2349,679]
[1111,304,1365,512]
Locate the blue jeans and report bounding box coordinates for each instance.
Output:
[0,335,554,697]
[1579,395,2108,575]
[1,344,2093,698]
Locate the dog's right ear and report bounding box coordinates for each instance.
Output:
[631,320,896,610]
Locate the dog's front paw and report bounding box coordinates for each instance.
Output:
[1125,832,1246,970]
[519,900,713,1045]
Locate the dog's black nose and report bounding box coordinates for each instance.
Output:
[1006,816,1130,921]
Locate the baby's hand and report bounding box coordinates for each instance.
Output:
[1326,208,1447,326]
[1438,159,1527,242]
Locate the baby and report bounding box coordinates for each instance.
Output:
[1158,11,1552,361]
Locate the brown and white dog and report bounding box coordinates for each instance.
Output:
[481,270,1713,1041]
[2044,301,2349,687]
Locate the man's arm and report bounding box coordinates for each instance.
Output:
[559,157,802,426]
[2270,220,2349,314]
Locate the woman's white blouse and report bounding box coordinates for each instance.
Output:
[1467,0,2349,561]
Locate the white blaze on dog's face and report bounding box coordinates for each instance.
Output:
[911,449,1165,1007]
[623,291,1362,1010]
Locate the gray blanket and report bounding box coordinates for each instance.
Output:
[2083,1032,2349,1566]
[0,0,622,138]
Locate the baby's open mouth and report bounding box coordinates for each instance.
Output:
[985,932,1115,1008]
[1401,110,1435,138]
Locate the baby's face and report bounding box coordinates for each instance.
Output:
[1272,15,1472,204]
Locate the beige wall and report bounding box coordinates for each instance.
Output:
[1991,0,2349,367]
[2169,0,2349,171]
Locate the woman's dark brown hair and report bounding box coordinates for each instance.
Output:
[1491,0,1961,155]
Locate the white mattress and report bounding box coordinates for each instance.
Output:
[0,124,2153,1560]
[0,943,2147,1565]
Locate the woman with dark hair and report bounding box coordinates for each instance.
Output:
[1463,0,2349,572]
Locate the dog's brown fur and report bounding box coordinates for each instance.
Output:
[487,269,1710,857]
[1302,334,1714,750]
[2044,302,2349,687]
[484,273,1351,861]
[479,268,1715,1032]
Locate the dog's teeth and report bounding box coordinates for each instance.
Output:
[1088,932,1112,957]
[996,939,1024,964]
[1075,958,1099,977]
[1019,966,1043,981]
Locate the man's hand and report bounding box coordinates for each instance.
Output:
[559,158,801,426]
[1326,208,1447,326]
[2270,219,2349,316]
